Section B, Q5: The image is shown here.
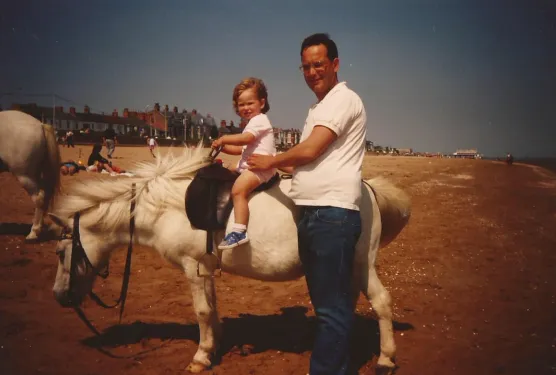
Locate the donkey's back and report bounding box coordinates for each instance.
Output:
[0,110,49,174]
[0,110,61,240]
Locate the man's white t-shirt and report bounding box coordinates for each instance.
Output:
[237,113,276,171]
[289,82,367,211]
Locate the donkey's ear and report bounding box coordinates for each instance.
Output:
[48,213,68,229]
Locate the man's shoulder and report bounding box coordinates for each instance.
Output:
[334,83,363,104]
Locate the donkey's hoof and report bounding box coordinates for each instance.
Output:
[25,232,39,242]
[186,361,210,373]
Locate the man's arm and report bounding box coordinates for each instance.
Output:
[251,126,336,169]
[279,166,294,174]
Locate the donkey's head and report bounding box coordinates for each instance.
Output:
[48,213,109,307]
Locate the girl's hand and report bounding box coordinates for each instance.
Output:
[212,138,223,149]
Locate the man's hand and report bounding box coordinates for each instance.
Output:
[248,154,275,170]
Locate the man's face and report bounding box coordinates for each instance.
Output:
[300,44,339,99]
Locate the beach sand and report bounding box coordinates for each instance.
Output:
[1,145,555,375]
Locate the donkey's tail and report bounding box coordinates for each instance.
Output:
[364,176,411,248]
[41,124,61,209]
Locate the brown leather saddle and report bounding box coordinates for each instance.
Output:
[185,161,279,232]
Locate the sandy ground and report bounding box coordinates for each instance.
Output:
[1,145,555,375]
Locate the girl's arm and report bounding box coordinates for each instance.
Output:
[222,145,243,155]
[213,133,255,155]
[219,133,255,146]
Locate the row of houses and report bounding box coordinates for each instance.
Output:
[6,103,480,157]
[8,102,304,148]
[12,103,147,135]
[10,103,234,143]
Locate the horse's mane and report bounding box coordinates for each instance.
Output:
[54,146,211,231]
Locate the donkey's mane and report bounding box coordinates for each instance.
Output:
[55,146,211,230]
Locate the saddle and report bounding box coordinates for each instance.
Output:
[185,162,280,231]
[185,147,280,277]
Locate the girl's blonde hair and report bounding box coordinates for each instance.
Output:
[232,77,270,116]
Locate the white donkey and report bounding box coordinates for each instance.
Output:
[0,110,61,240]
[49,146,411,374]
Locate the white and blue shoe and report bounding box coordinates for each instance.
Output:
[218,231,249,250]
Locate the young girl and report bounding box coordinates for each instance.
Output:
[212,77,277,249]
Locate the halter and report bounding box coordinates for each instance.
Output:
[61,183,136,323]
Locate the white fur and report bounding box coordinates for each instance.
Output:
[50,146,411,374]
[0,110,61,240]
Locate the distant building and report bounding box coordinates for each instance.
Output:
[12,103,148,135]
[453,148,480,159]
[274,128,301,150]
[366,140,374,151]
[397,148,413,155]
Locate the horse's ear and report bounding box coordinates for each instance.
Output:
[47,213,68,229]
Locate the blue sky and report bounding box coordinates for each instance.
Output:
[1,0,555,157]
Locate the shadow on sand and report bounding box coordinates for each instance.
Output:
[0,223,32,236]
[81,306,414,371]
[0,222,59,241]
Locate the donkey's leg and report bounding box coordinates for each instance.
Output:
[184,260,221,373]
[364,267,396,372]
[16,174,44,241]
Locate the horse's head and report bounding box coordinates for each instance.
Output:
[48,213,107,307]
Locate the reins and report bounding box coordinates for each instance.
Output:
[67,183,136,331]
[70,182,136,322]
[65,182,175,358]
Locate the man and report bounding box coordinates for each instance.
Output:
[65,130,75,148]
[248,33,367,374]
[103,125,117,158]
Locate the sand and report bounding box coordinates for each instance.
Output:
[1,145,555,375]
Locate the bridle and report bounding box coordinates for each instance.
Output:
[57,183,177,358]
[59,183,136,323]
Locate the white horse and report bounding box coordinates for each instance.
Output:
[48,146,411,374]
[0,110,61,240]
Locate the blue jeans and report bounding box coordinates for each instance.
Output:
[297,206,362,375]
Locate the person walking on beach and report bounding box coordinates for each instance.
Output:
[65,130,75,148]
[147,136,158,158]
[103,125,117,158]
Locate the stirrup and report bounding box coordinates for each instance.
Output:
[197,252,222,278]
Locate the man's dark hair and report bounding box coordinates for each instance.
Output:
[300,33,338,61]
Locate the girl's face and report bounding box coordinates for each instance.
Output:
[236,88,265,120]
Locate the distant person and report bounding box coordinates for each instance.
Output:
[65,130,75,148]
[147,136,158,158]
[506,153,514,166]
[211,77,277,249]
[102,126,117,158]
[87,143,125,174]
[60,160,85,176]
